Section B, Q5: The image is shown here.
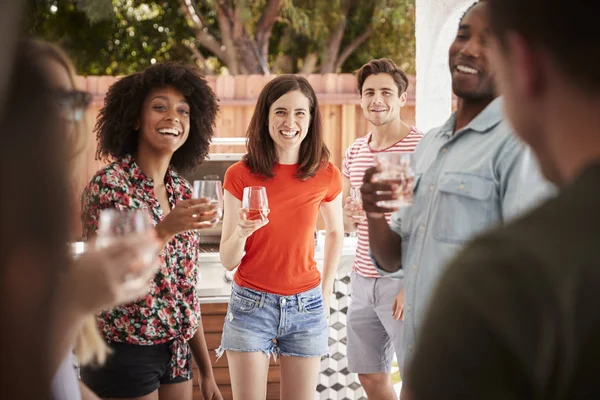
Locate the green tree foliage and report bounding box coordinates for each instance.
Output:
[25,0,415,75]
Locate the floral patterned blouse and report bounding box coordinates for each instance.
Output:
[81,154,201,379]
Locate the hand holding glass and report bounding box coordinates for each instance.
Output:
[95,209,158,278]
[347,186,367,223]
[192,180,224,224]
[241,186,270,221]
[373,152,415,208]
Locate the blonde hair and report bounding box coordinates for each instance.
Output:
[25,39,110,365]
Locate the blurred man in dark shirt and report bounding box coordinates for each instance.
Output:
[406,0,600,398]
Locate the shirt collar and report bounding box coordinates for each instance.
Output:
[121,154,176,188]
[437,96,504,138]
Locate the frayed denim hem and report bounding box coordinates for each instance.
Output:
[215,346,280,363]
[278,351,329,358]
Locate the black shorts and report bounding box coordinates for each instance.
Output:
[80,341,192,398]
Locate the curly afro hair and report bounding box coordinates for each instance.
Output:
[95,62,218,172]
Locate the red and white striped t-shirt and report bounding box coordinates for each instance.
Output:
[342,128,423,278]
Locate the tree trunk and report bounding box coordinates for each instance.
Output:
[299,53,319,74]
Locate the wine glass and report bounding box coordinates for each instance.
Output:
[192,180,224,224]
[347,186,367,223]
[373,152,415,208]
[95,209,157,276]
[241,186,270,221]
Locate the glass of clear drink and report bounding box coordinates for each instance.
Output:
[373,152,415,208]
[192,180,224,224]
[241,186,270,221]
[347,186,367,223]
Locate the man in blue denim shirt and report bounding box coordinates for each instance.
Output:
[360,1,552,374]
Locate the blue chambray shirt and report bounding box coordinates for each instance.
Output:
[371,97,553,368]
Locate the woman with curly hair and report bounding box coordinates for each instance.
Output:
[80,63,223,400]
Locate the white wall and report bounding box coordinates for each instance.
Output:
[415,0,476,132]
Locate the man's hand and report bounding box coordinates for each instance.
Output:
[361,166,401,218]
[392,289,405,321]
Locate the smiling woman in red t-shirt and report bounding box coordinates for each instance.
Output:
[218,75,344,400]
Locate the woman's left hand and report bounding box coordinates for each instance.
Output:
[322,290,332,320]
[199,376,223,400]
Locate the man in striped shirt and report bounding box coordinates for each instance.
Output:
[343,58,423,399]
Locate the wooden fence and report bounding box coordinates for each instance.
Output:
[73,73,416,203]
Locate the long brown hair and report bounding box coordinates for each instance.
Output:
[244,75,330,180]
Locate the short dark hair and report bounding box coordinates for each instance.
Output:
[355,58,409,96]
[244,75,330,181]
[95,62,218,172]
[460,2,479,24]
[488,0,600,91]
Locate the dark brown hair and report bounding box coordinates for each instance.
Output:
[96,62,218,172]
[244,75,330,180]
[355,58,409,95]
[488,0,600,91]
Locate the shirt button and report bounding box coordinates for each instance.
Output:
[408,344,414,352]
[429,184,434,191]
[406,305,412,311]
[459,183,465,190]
[412,265,418,271]
[419,225,425,232]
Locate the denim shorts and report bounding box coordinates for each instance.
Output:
[216,282,329,359]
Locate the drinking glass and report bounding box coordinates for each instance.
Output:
[95,209,157,276]
[193,180,224,224]
[373,152,415,208]
[347,186,367,223]
[241,186,270,221]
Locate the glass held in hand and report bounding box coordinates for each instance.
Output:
[347,186,367,223]
[192,180,224,224]
[373,152,415,208]
[241,186,270,221]
[95,208,158,276]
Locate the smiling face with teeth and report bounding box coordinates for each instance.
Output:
[137,85,190,157]
[267,90,311,163]
[360,73,407,127]
[448,2,497,101]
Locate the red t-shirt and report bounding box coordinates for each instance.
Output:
[223,161,343,295]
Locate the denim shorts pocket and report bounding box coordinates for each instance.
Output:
[229,291,258,314]
[301,295,324,314]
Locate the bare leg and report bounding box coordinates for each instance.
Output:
[279,356,320,400]
[358,372,397,400]
[227,351,270,400]
[158,380,193,400]
[103,390,158,400]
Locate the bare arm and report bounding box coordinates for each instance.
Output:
[219,190,268,270]
[342,177,358,233]
[319,193,345,296]
[219,191,247,270]
[189,319,222,399]
[188,320,215,381]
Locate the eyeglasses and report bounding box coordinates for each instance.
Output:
[54,89,92,122]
